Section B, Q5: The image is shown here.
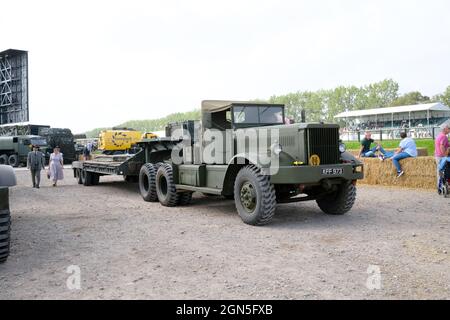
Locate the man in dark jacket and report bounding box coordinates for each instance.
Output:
[27,145,46,188]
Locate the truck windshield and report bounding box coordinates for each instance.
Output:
[233,106,284,126]
[31,138,47,146]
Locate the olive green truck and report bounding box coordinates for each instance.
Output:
[0,135,48,167]
[73,101,364,226]
[0,165,16,263]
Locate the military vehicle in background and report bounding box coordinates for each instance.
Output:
[72,100,364,226]
[39,128,76,164]
[0,135,48,167]
[0,165,17,263]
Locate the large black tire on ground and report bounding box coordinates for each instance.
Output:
[0,188,11,264]
[316,182,356,215]
[234,165,277,226]
[7,154,19,167]
[0,155,8,165]
[156,163,179,207]
[178,192,193,206]
[139,163,159,202]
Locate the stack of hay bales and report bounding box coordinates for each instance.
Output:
[359,157,436,190]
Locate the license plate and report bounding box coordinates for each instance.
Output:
[321,168,344,175]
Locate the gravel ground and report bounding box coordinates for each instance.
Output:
[1,168,450,300]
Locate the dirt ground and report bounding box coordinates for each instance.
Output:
[1,168,450,300]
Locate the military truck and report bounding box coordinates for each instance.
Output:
[73,100,364,226]
[39,128,76,164]
[0,165,17,263]
[0,135,48,167]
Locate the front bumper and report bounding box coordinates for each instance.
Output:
[269,163,364,185]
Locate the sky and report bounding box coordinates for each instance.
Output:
[1,0,450,133]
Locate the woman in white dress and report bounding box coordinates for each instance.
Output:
[49,146,64,187]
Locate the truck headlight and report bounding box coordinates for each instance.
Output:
[271,144,283,155]
[339,143,346,153]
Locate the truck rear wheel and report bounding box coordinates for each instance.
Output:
[234,165,277,226]
[0,188,11,264]
[139,163,158,202]
[8,154,19,167]
[316,182,356,215]
[156,163,179,207]
[0,155,7,165]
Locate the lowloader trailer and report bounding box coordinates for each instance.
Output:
[73,101,364,226]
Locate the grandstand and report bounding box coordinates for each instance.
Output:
[335,102,450,141]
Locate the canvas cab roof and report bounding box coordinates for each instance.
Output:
[201,100,273,113]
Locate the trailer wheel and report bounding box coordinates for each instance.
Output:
[156,163,179,207]
[91,173,100,185]
[82,170,93,186]
[178,192,193,206]
[139,163,159,202]
[316,182,356,215]
[0,188,11,264]
[76,169,83,184]
[7,154,19,168]
[0,155,7,166]
[234,165,277,226]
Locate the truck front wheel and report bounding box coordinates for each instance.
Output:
[139,163,158,202]
[156,164,179,207]
[316,182,356,215]
[234,165,277,226]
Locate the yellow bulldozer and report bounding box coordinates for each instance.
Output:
[98,128,157,154]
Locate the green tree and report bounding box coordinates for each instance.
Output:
[434,86,450,106]
[391,91,431,106]
[364,79,399,108]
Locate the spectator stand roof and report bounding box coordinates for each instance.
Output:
[335,103,450,119]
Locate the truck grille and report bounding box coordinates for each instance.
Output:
[306,128,340,165]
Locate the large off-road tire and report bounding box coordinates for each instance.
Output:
[0,154,8,165]
[178,192,193,206]
[7,154,19,167]
[234,165,277,226]
[316,182,356,215]
[156,163,179,207]
[0,188,11,264]
[139,163,159,202]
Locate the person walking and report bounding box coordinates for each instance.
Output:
[49,146,64,187]
[434,123,450,193]
[27,145,46,188]
[391,132,417,178]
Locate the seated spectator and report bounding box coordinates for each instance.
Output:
[359,132,390,158]
[390,132,417,178]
